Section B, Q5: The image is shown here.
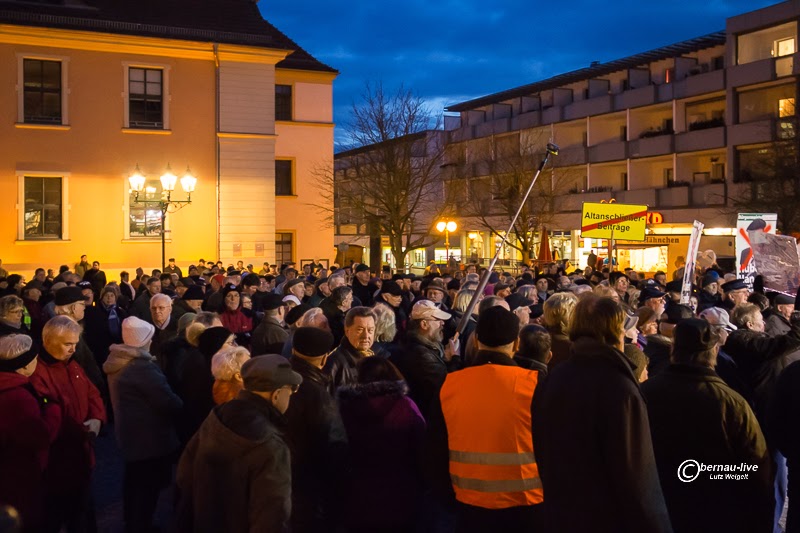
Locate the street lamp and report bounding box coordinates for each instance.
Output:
[129,163,197,271]
[436,219,458,268]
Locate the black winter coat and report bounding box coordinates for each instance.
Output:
[533,336,672,533]
[83,304,127,368]
[175,390,291,533]
[323,337,366,395]
[285,357,348,532]
[162,336,215,445]
[642,364,773,533]
[391,332,462,418]
[724,323,800,440]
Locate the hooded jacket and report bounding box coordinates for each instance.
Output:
[337,380,426,530]
[0,371,62,529]
[103,343,183,462]
[175,390,292,533]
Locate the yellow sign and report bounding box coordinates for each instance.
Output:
[581,202,648,241]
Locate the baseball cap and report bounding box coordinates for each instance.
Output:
[411,300,451,321]
[699,307,737,332]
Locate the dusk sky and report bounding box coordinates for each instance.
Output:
[262,0,779,148]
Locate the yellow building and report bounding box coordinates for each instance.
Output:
[0,1,336,279]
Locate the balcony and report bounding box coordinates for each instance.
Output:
[657,185,690,208]
[511,110,541,130]
[449,126,475,143]
[555,191,614,212]
[728,118,775,146]
[542,106,563,124]
[588,140,627,163]
[629,135,674,158]
[613,85,657,111]
[673,69,725,100]
[727,56,794,88]
[657,83,673,102]
[564,95,613,121]
[552,145,587,168]
[691,182,726,206]
[675,126,726,152]
[475,117,511,138]
[615,188,657,206]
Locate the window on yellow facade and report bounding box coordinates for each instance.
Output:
[276,233,293,264]
[276,85,292,121]
[276,160,294,196]
[129,67,163,128]
[129,181,163,237]
[24,176,62,239]
[23,59,62,124]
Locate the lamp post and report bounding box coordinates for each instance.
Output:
[129,163,197,271]
[436,220,458,270]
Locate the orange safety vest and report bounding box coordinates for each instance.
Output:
[440,364,543,509]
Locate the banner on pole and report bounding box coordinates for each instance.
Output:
[680,220,704,305]
[736,213,777,290]
[749,231,800,296]
[581,202,648,241]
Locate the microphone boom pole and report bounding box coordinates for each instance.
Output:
[455,143,559,337]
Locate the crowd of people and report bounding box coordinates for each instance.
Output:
[0,253,799,532]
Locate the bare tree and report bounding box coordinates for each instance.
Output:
[457,132,575,261]
[313,83,452,269]
[730,135,800,234]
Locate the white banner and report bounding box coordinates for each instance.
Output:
[680,220,704,305]
[736,213,778,290]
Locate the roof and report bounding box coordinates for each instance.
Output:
[446,31,725,112]
[0,0,336,73]
[334,131,429,159]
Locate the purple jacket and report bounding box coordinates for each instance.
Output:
[337,380,426,529]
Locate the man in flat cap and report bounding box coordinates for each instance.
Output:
[175,354,302,533]
[766,293,795,337]
[351,264,374,307]
[720,278,750,312]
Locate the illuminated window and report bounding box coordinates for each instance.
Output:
[24,176,62,239]
[129,181,163,237]
[777,38,796,57]
[779,98,795,118]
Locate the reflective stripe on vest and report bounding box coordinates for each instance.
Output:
[441,364,544,509]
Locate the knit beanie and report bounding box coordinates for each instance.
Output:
[122,316,155,348]
[198,326,233,358]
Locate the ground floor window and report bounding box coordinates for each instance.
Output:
[24,176,62,239]
[276,232,293,264]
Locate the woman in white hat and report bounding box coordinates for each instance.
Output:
[103,316,183,533]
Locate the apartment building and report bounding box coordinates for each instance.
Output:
[440,1,798,274]
[0,0,336,277]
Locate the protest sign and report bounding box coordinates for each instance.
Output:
[736,213,777,290]
[581,203,647,241]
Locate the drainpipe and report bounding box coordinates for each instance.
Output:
[214,43,221,262]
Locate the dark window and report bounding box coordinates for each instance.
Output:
[276,160,293,196]
[129,181,163,237]
[129,67,163,128]
[23,59,61,124]
[276,232,293,264]
[276,85,292,121]
[24,177,62,239]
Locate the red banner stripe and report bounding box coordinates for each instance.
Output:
[581,210,648,233]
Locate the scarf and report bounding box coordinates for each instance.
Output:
[106,304,122,342]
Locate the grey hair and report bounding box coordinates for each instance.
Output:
[185,322,209,347]
[194,311,220,327]
[516,285,538,300]
[0,334,33,360]
[463,273,480,285]
[0,295,24,318]
[297,308,328,329]
[211,346,251,381]
[372,303,397,342]
[150,293,172,308]
[43,315,83,346]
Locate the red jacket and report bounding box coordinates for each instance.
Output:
[0,371,62,527]
[29,351,106,490]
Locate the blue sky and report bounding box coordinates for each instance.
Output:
[261,0,779,147]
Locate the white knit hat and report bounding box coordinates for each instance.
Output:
[122,316,155,348]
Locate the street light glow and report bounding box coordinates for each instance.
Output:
[128,164,146,192]
[180,167,197,193]
[446,221,457,232]
[436,221,446,232]
[160,164,177,192]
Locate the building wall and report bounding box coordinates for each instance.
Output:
[0,25,336,278]
[0,32,218,277]
[275,70,336,267]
